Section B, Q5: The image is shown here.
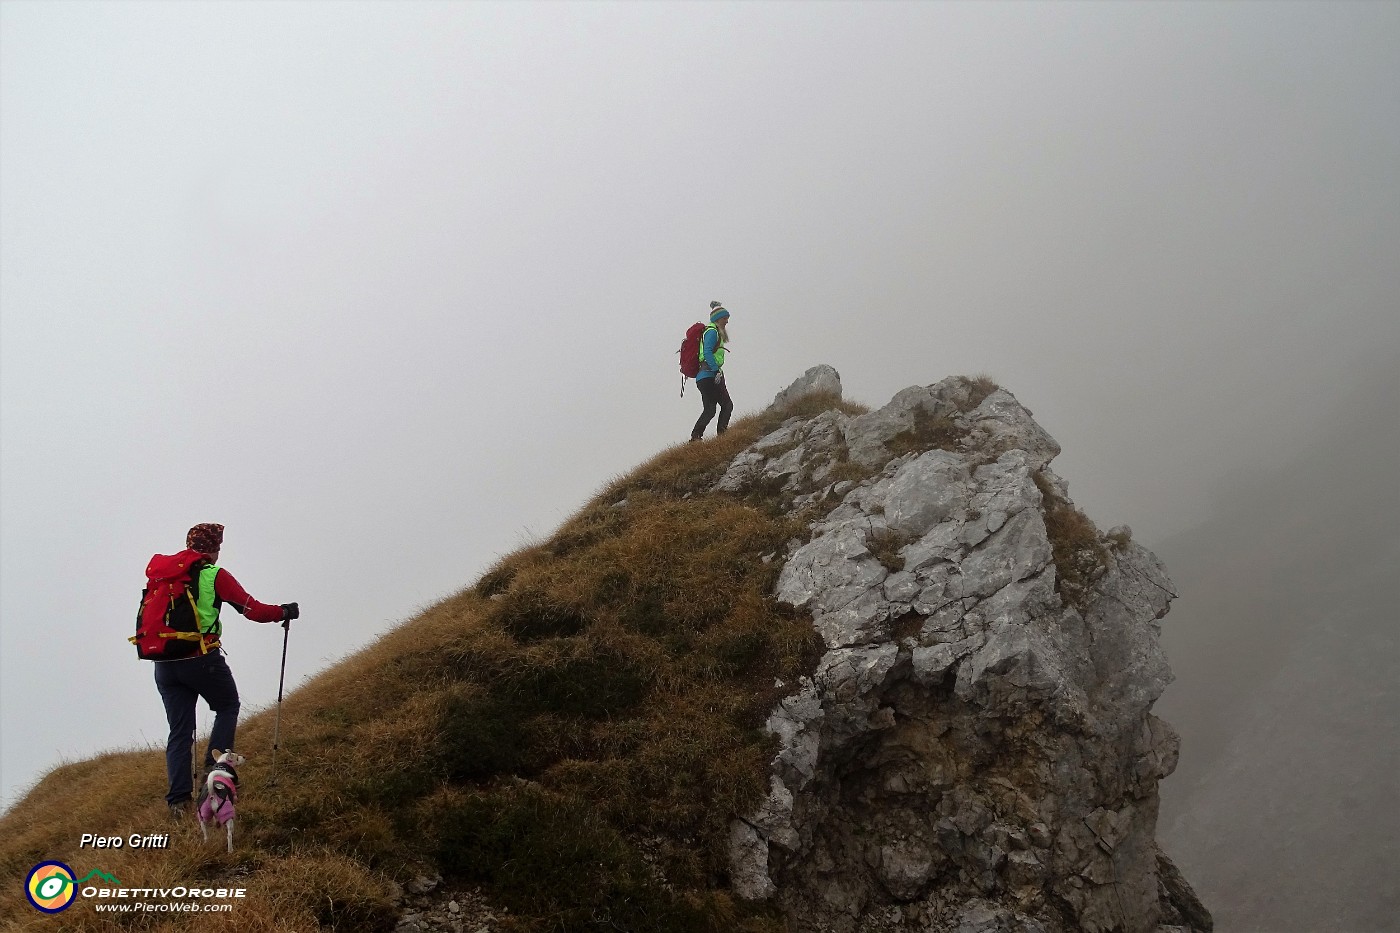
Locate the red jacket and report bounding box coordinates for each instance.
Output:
[209,565,286,624]
[146,549,285,625]
[136,550,286,660]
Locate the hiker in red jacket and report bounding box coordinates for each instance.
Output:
[133,523,298,818]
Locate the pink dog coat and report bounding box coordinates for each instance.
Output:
[198,771,238,825]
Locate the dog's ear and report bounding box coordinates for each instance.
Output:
[210,749,224,759]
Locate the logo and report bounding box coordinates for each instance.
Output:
[25,861,77,913]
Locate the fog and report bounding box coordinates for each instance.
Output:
[3,3,1397,910]
[1155,354,1400,929]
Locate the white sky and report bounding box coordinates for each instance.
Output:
[2,0,1397,807]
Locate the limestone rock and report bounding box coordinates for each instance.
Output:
[843,383,960,469]
[962,389,1061,470]
[716,409,850,494]
[884,450,972,536]
[1156,847,1214,932]
[722,367,1210,933]
[772,363,843,408]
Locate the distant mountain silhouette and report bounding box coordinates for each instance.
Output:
[1155,353,1400,932]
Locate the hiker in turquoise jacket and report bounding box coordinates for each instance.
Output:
[690,302,733,441]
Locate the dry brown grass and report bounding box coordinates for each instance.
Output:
[886,407,965,458]
[1105,526,1133,552]
[823,461,875,487]
[0,787,401,931]
[863,376,995,464]
[867,526,915,572]
[1033,471,1109,610]
[966,373,1001,407]
[1,391,861,931]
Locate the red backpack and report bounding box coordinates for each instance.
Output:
[130,551,214,660]
[677,322,705,395]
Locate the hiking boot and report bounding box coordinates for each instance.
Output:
[168,802,189,821]
[688,436,702,443]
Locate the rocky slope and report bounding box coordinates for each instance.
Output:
[720,366,1209,933]
[0,365,1210,933]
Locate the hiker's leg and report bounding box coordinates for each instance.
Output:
[197,653,242,772]
[155,662,198,805]
[692,378,719,439]
[716,380,734,435]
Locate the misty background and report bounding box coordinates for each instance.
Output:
[2,3,1397,929]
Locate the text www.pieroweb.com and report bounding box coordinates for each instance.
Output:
[94,901,234,913]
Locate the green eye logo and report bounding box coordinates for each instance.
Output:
[25,861,77,913]
[37,874,72,898]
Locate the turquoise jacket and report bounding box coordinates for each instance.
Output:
[697,310,728,381]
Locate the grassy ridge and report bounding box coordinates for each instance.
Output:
[0,393,866,932]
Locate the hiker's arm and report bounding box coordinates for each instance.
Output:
[213,568,288,623]
[700,329,719,373]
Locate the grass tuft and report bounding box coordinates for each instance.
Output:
[1033,470,1109,609]
[966,373,1001,407]
[488,579,592,641]
[867,526,915,572]
[887,406,966,458]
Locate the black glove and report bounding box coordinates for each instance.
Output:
[281,602,300,622]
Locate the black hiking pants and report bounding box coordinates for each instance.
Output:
[155,651,241,805]
[692,374,733,440]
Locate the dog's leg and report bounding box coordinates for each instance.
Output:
[199,809,209,843]
[225,818,234,854]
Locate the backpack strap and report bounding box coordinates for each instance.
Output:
[190,561,223,653]
[154,590,213,652]
[129,565,221,655]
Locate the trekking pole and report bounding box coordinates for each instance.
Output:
[268,618,291,787]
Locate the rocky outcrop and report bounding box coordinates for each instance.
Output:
[725,370,1209,933]
[772,363,845,409]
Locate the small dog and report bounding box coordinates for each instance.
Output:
[197,749,246,853]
